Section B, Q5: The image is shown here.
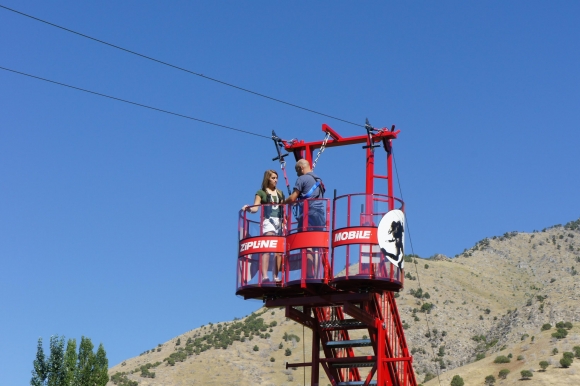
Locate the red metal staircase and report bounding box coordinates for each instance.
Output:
[267,291,417,386]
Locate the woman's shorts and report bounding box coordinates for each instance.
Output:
[262,217,282,235]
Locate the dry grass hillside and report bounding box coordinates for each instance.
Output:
[107,218,580,386]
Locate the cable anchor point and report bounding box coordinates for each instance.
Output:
[362,118,380,152]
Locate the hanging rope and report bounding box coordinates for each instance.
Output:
[302,324,306,386]
[271,131,292,196]
[312,131,331,169]
[392,150,443,386]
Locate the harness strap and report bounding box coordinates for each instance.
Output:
[300,180,321,199]
[298,173,325,200]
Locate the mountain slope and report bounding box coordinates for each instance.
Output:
[107,218,580,386]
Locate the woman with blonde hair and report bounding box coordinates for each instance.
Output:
[242,170,285,282]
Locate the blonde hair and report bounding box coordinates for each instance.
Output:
[261,170,279,192]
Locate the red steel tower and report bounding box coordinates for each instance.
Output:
[236,123,416,386]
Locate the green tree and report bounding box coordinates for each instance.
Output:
[63,339,77,386]
[93,343,109,386]
[539,361,549,371]
[450,374,464,386]
[47,335,66,386]
[498,369,510,379]
[560,356,572,368]
[552,348,558,355]
[520,370,533,379]
[31,338,48,386]
[32,336,108,386]
[76,337,95,386]
[573,346,580,358]
[484,375,495,385]
[493,355,510,364]
[551,328,568,339]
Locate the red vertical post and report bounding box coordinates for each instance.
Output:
[377,318,385,386]
[386,140,394,211]
[365,140,375,195]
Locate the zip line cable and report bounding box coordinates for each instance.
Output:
[0,66,270,139]
[392,150,442,386]
[0,4,364,129]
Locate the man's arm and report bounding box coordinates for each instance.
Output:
[284,189,300,203]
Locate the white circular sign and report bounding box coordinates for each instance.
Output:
[377,210,405,269]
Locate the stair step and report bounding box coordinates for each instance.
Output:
[337,381,377,386]
[326,356,376,368]
[319,319,367,330]
[331,361,375,368]
[326,339,372,349]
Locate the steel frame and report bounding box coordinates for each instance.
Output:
[259,124,417,386]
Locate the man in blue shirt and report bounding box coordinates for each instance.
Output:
[284,159,326,279]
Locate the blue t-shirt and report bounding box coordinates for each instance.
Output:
[294,172,324,199]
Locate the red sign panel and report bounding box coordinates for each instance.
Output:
[239,236,285,256]
[332,227,378,248]
[286,231,329,251]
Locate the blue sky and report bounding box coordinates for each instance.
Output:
[1,1,579,384]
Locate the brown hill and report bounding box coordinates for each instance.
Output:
[107,218,580,386]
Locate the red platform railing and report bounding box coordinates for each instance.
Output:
[236,199,332,298]
[331,194,405,291]
[285,198,331,288]
[236,203,287,298]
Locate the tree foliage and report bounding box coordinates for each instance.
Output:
[450,375,464,386]
[63,339,77,386]
[560,356,572,368]
[484,375,495,385]
[31,338,48,386]
[47,336,65,386]
[30,335,108,386]
[493,355,510,364]
[539,361,549,371]
[498,369,510,379]
[520,370,533,379]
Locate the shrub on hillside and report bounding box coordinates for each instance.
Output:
[498,369,510,379]
[111,372,138,386]
[563,352,574,361]
[284,348,292,356]
[420,303,433,313]
[520,370,533,379]
[423,373,436,383]
[555,321,573,329]
[493,356,510,364]
[539,361,549,371]
[475,353,486,361]
[450,374,464,386]
[552,328,568,339]
[541,323,552,331]
[560,356,572,368]
[573,346,580,358]
[552,348,558,355]
[484,375,496,385]
[283,332,301,342]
